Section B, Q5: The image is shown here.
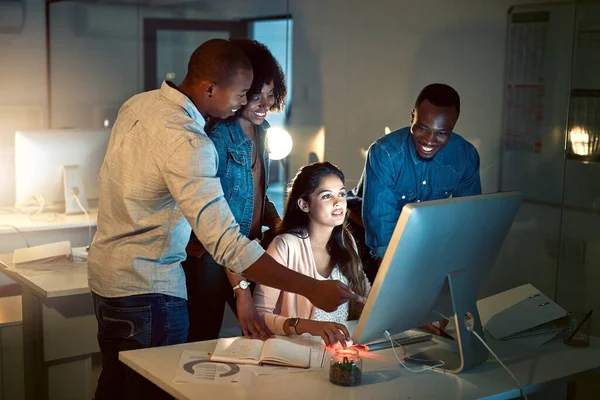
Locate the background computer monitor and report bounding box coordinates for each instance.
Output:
[14,129,111,211]
[352,192,523,373]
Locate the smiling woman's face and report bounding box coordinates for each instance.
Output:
[240,81,276,126]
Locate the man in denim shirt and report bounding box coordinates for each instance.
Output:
[351,83,481,270]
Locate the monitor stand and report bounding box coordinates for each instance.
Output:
[409,269,488,373]
[63,165,89,214]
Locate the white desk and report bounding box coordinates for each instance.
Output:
[0,209,98,254]
[0,252,98,400]
[120,334,600,400]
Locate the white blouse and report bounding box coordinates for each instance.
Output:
[312,267,349,323]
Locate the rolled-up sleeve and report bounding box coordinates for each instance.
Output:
[162,135,263,273]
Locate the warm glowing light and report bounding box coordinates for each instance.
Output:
[103,119,110,128]
[313,127,325,163]
[569,126,590,156]
[360,148,367,160]
[384,126,391,135]
[266,127,293,160]
[166,72,176,80]
[325,342,387,360]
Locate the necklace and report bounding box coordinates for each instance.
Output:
[310,241,328,251]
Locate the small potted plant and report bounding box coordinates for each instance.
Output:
[329,348,362,386]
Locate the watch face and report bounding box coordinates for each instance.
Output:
[239,280,249,290]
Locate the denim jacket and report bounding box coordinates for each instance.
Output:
[207,119,279,238]
[355,127,481,259]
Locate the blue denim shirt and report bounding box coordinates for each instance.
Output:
[355,127,481,259]
[207,119,278,238]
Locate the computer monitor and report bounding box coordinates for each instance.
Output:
[351,191,523,373]
[14,129,111,211]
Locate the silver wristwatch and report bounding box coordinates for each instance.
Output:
[232,280,250,294]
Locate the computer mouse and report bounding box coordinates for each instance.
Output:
[321,338,354,347]
[320,338,355,348]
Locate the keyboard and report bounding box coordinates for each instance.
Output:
[362,330,432,351]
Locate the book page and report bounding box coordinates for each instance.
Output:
[287,336,326,369]
[260,338,311,368]
[210,337,264,365]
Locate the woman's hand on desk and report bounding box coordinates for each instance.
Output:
[236,291,273,341]
[292,319,351,347]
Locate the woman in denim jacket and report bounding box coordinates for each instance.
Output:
[183,39,287,342]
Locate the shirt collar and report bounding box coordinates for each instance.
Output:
[228,119,250,146]
[160,80,206,131]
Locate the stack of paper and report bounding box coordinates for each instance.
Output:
[477,284,567,347]
[13,241,72,265]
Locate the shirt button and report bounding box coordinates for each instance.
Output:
[401,195,406,199]
[422,180,427,185]
[417,200,421,202]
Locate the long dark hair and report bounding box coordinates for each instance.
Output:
[278,162,367,298]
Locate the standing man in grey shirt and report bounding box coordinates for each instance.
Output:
[88,39,363,400]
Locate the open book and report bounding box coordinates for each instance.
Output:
[210,337,311,368]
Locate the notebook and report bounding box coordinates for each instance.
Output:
[210,337,311,368]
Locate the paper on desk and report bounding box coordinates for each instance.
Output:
[13,241,71,264]
[478,284,566,341]
[247,342,326,376]
[71,247,89,261]
[496,330,562,349]
[174,351,251,385]
[7,259,87,277]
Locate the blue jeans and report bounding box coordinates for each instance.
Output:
[92,292,188,400]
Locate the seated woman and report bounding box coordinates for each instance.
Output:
[254,162,371,346]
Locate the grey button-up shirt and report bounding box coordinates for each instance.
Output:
[88,81,264,299]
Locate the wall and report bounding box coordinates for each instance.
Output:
[287,0,600,335]
[2,0,555,203]
[0,0,289,207]
[2,0,596,310]
[287,0,557,192]
[0,0,47,207]
[48,0,289,129]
